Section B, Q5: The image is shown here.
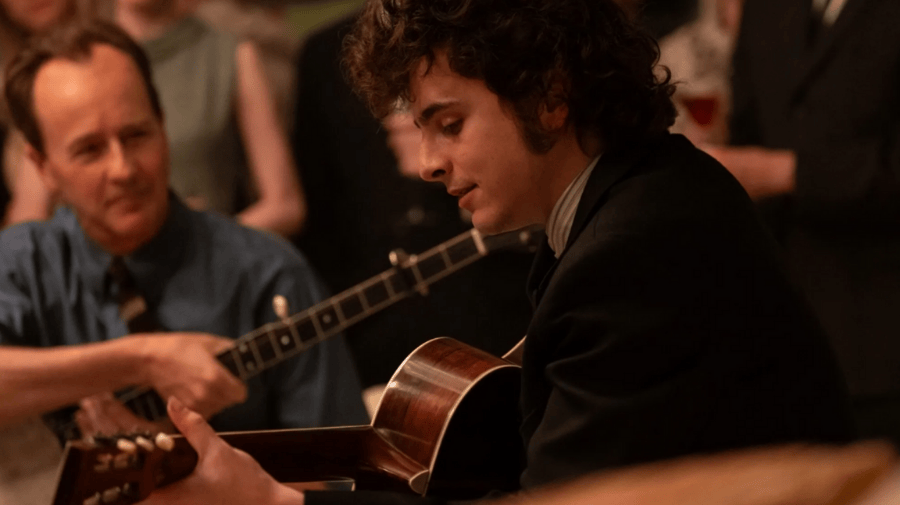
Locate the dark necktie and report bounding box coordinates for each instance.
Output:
[108,256,163,334]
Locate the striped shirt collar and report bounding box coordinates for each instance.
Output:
[546,155,602,257]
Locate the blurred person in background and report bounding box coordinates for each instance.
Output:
[706,0,900,446]
[190,0,300,131]
[5,0,307,238]
[0,0,98,225]
[0,2,103,504]
[659,0,743,146]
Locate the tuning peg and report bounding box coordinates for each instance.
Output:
[134,436,154,452]
[155,432,174,452]
[101,486,121,503]
[116,438,137,453]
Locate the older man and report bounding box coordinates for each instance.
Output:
[0,21,367,439]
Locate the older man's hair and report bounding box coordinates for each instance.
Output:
[3,20,162,154]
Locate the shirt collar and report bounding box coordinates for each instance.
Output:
[68,192,191,296]
[546,155,601,258]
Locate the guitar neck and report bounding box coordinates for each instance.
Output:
[115,229,493,420]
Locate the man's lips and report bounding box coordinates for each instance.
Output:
[448,185,476,198]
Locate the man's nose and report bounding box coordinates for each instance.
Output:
[418,140,449,182]
[107,141,136,181]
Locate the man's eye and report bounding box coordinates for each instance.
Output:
[123,131,148,144]
[76,144,103,159]
[442,120,463,135]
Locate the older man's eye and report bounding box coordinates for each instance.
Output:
[76,143,103,159]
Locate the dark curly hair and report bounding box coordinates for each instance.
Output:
[343,0,677,153]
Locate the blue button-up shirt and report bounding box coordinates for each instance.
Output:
[0,195,368,430]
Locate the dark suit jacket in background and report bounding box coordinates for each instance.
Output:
[731,0,900,398]
[305,134,854,505]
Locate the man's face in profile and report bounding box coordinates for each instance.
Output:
[409,51,555,235]
[28,44,170,254]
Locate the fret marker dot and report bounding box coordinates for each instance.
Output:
[246,362,256,371]
[323,314,332,324]
[281,336,290,345]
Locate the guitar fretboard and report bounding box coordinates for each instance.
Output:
[114,229,492,421]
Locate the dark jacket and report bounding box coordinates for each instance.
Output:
[305,134,854,505]
[731,0,900,396]
[519,134,853,488]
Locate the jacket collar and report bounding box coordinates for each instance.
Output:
[526,137,658,306]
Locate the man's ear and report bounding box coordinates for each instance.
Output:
[24,143,59,195]
[540,80,570,132]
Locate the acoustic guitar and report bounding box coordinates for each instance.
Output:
[52,337,526,505]
[44,226,542,442]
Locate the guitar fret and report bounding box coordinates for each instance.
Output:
[339,291,365,322]
[386,271,408,297]
[407,256,426,288]
[249,340,266,372]
[267,328,285,360]
[317,304,341,333]
[294,318,318,344]
[363,278,390,307]
[416,251,448,281]
[331,299,346,325]
[440,246,453,268]
[308,312,326,344]
[229,347,249,380]
[285,321,303,350]
[253,329,279,364]
[235,341,258,374]
[381,271,397,298]
[472,229,487,255]
[355,285,370,311]
[446,236,479,265]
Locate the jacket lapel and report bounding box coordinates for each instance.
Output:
[526,140,653,306]
[791,0,868,101]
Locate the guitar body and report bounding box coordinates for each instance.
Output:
[370,337,525,497]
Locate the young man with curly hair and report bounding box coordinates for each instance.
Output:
[143,1,854,504]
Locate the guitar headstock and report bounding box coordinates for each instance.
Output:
[53,433,196,505]
[480,225,546,254]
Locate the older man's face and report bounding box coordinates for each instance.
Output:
[29,44,170,255]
